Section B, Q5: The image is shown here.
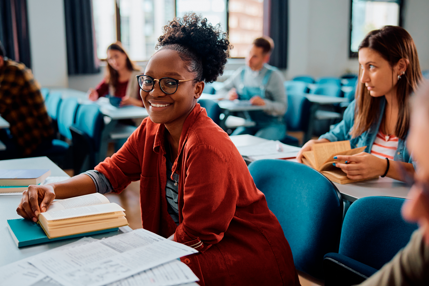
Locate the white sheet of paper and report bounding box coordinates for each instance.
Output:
[27,229,198,286]
[237,140,301,157]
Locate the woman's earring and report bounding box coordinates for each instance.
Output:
[398,74,401,80]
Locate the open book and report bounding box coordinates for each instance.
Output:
[38,193,128,238]
[302,140,379,184]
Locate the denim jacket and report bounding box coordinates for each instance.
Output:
[319,98,414,166]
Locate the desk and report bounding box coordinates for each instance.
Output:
[0,156,131,267]
[305,94,348,105]
[231,135,410,202]
[217,100,266,130]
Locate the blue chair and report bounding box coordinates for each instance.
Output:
[248,160,343,282]
[292,75,315,84]
[311,83,342,98]
[281,94,313,146]
[70,104,105,174]
[317,77,342,87]
[423,70,429,79]
[198,99,222,125]
[203,82,216,95]
[284,81,308,95]
[324,196,418,285]
[45,92,62,121]
[340,73,358,80]
[41,88,50,100]
[57,97,80,140]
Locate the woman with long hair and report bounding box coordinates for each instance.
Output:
[88,42,142,107]
[297,26,423,181]
[17,14,299,285]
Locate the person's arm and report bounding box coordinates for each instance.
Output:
[215,67,243,99]
[358,229,429,286]
[261,70,287,116]
[94,79,109,98]
[174,145,237,252]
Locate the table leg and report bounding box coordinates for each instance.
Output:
[98,118,118,164]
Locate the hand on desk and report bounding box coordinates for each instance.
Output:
[228,88,238,100]
[120,96,144,107]
[16,185,55,222]
[88,88,99,101]
[250,96,266,106]
[333,152,386,180]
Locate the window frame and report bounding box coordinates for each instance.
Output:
[348,0,405,58]
[96,0,265,62]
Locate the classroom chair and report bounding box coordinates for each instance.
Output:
[323,196,418,286]
[45,92,63,121]
[340,73,358,80]
[311,83,342,98]
[248,160,343,282]
[281,94,313,146]
[423,70,429,79]
[292,75,315,84]
[41,88,50,100]
[203,82,216,95]
[284,81,308,95]
[70,104,105,174]
[198,99,222,125]
[317,77,342,87]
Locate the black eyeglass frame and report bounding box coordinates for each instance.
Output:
[136,75,195,95]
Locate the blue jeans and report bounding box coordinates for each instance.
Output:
[231,123,286,140]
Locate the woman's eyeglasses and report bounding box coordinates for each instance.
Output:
[137,75,194,95]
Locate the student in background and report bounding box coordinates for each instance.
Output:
[297,26,423,182]
[217,37,287,140]
[0,41,54,159]
[358,82,429,285]
[88,42,142,107]
[17,14,300,286]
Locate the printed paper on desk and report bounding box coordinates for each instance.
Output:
[237,141,301,159]
[27,229,198,286]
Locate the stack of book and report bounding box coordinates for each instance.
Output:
[0,169,51,193]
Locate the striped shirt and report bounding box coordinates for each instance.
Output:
[371,130,398,160]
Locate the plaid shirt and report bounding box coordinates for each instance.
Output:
[0,59,54,155]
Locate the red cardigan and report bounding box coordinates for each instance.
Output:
[95,104,300,286]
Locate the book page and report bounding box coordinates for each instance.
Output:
[27,229,198,286]
[313,141,351,170]
[47,193,110,212]
[302,151,316,168]
[41,203,124,221]
[320,146,367,170]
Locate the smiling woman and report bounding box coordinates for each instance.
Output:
[16,13,300,286]
[297,26,423,183]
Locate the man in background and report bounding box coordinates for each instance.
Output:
[0,41,54,159]
[217,36,287,140]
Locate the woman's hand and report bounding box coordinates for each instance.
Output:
[333,152,387,180]
[120,96,143,107]
[228,88,238,100]
[296,139,330,163]
[88,88,99,101]
[16,185,56,222]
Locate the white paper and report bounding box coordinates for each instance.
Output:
[237,140,301,157]
[107,260,198,286]
[0,237,96,286]
[27,229,198,286]
[41,203,124,221]
[46,193,110,213]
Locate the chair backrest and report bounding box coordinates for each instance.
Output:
[340,73,358,80]
[292,75,315,84]
[339,196,418,270]
[57,97,80,140]
[198,99,222,125]
[248,159,343,280]
[41,88,50,100]
[284,94,312,132]
[311,83,342,97]
[422,70,429,79]
[45,92,63,121]
[317,77,342,87]
[203,82,216,94]
[284,81,308,95]
[73,104,104,152]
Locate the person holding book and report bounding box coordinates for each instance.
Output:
[88,42,143,107]
[0,41,55,159]
[217,37,287,140]
[297,26,423,182]
[356,79,429,286]
[17,14,300,286]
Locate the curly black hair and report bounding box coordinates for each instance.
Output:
[156,13,231,83]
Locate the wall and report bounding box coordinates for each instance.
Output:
[27,0,429,89]
[27,0,68,88]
